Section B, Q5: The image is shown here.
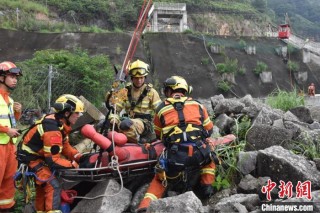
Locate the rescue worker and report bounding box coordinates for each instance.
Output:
[308,83,315,96]
[108,59,161,144]
[137,76,216,211]
[18,94,84,213]
[0,61,22,212]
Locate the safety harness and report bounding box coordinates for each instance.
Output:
[156,99,212,188]
[126,83,152,121]
[164,101,208,145]
[15,115,64,204]
[16,114,65,164]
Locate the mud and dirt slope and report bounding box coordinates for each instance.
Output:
[145,33,313,98]
[0,29,317,99]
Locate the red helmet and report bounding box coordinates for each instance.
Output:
[0,61,23,76]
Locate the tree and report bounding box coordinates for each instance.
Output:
[252,0,267,13]
[13,48,114,110]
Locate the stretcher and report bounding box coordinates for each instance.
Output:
[57,124,236,182]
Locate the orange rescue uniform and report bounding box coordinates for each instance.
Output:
[21,114,80,212]
[138,96,215,210]
[0,89,21,210]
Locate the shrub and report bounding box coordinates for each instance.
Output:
[238,39,247,49]
[224,57,238,74]
[291,132,320,160]
[253,61,268,75]
[266,88,304,111]
[231,115,251,141]
[216,57,238,74]
[216,63,226,74]
[287,60,300,72]
[238,65,246,75]
[213,135,246,190]
[201,57,210,65]
[183,29,193,34]
[217,80,231,92]
[207,41,216,48]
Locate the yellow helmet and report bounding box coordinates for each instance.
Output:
[163,75,193,94]
[54,94,85,113]
[128,59,150,77]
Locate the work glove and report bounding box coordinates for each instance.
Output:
[108,113,120,125]
[74,153,83,163]
[71,160,79,168]
[78,153,97,168]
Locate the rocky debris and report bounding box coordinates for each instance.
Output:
[149,191,204,213]
[71,179,131,213]
[245,125,293,151]
[289,106,313,124]
[237,151,258,175]
[257,146,320,189]
[71,95,320,212]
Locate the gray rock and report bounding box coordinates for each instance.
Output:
[289,106,313,124]
[71,179,132,213]
[238,174,260,193]
[272,119,285,128]
[130,183,149,213]
[214,194,260,212]
[252,107,283,126]
[256,146,320,189]
[149,191,204,213]
[214,99,245,115]
[237,151,258,175]
[210,94,225,110]
[245,124,293,151]
[215,113,234,133]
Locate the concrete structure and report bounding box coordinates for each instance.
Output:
[147,2,187,33]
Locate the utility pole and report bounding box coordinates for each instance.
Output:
[48,65,52,113]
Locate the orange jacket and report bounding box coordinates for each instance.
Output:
[154,96,213,141]
[22,114,79,169]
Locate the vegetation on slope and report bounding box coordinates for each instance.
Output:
[0,0,319,39]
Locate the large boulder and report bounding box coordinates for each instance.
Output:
[256,146,320,189]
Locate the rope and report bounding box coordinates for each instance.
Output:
[69,104,124,200]
[14,163,56,203]
[202,34,217,70]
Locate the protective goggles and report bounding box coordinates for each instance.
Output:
[163,78,178,87]
[130,68,148,76]
[3,68,23,76]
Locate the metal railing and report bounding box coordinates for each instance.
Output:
[153,2,186,11]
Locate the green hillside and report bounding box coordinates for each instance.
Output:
[0,0,319,40]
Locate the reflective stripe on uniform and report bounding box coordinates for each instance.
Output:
[0,197,14,206]
[37,124,44,136]
[201,168,216,175]
[0,114,9,119]
[144,193,158,201]
[203,117,211,126]
[162,125,176,135]
[22,144,40,155]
